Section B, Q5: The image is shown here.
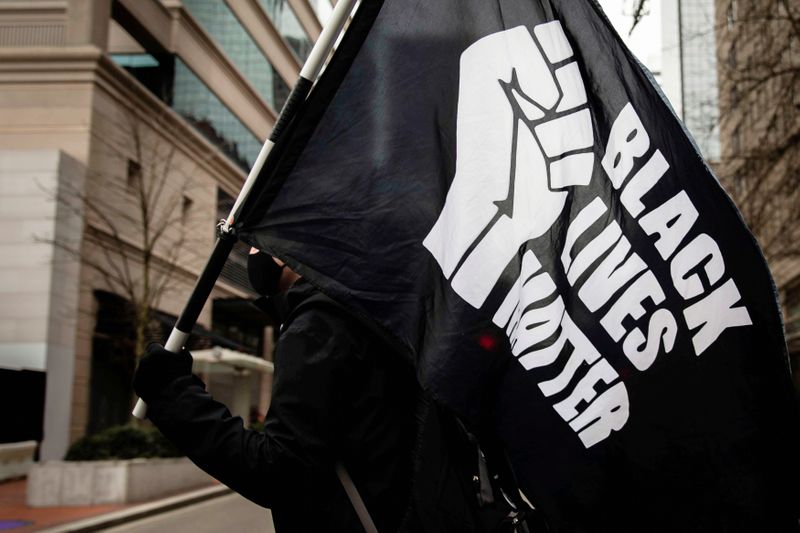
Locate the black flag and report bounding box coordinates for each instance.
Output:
[237,1,800,530]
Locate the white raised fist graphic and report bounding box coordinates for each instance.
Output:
[424,22,594,309]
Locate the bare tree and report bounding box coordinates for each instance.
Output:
[628,0,799,265]
[715,0,800,270]
[626,0,799,352]
[44,111,207,394]
[628,0,652,34]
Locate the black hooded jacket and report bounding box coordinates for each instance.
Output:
[145,280,417,532]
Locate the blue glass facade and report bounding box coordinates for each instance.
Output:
[110,0,317,171]
[259,0,313,61]
[182,0,290,112]
[112,54,159,68]
[172,59,263,169]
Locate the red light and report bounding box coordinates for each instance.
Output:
[478,333,497,351]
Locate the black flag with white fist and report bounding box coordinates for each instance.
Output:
[237,0,800,530]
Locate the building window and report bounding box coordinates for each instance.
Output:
[181,0,290,112]
[108,19,174,103]
[182,195,194,224]
[258,0,313,61]
[88,291,138,434]
[126,159,142,191]
[172,59,263,170]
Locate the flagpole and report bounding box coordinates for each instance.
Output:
[133,0,360,419]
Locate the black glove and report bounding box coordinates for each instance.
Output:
[133,343,193,402]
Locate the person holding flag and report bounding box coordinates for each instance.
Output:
[134,0,800,530]
[134,250,418,532]
[228,0,800,530]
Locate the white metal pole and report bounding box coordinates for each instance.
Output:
[133,0,360,419]
[222,0,360,232]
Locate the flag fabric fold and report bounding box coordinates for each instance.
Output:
[237,1,800,530]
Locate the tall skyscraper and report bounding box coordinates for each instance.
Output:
[662,0,720,161]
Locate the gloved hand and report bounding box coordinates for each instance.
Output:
[133,343,193,402]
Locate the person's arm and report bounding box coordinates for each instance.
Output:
[134,314,356,508]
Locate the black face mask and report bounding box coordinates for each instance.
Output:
[247,251,286,297]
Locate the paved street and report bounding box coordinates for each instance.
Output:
[104,493,274,533]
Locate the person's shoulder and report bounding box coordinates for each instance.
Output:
[282,283,360,343]
[279,282,410,371]
[288,284,347,321]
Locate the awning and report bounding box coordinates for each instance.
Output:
[191,346,274,375]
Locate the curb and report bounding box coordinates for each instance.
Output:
[40,484,232,532]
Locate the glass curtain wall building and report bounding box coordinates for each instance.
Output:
[0,0,327,461]
[260,0,314,61]
[662,0,721,161]
[172,59,264,169]
[111,0,316,171]
[182,0,291,112]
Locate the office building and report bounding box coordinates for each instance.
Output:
[714,0,800,371]
[0,0,327,459]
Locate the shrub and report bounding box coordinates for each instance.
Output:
[64,425,182,461]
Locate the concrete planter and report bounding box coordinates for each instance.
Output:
[26,457,215,507]
[0,441,37,481]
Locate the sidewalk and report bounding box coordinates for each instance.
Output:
[0,479,229,532]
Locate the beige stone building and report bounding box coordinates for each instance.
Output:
[0,0,329,460]
[714,0,800,374]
